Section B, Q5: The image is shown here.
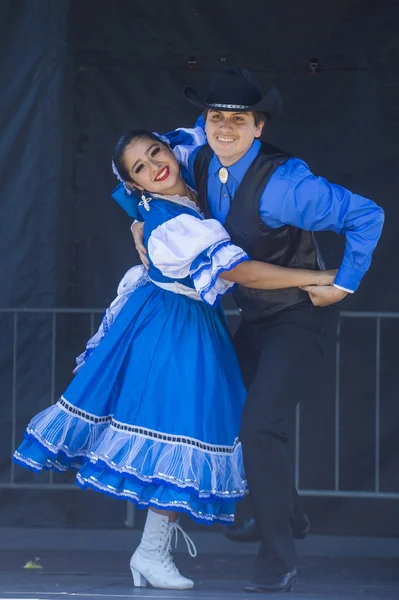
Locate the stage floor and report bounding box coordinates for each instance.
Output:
[0,528,398,599]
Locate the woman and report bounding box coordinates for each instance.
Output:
[13,129,336,591]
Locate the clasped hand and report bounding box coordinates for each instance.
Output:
[300,284,348,307]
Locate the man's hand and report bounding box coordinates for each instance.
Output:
[130,221,149,270]
[300,285,348,307]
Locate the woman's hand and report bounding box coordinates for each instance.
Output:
[130,222,149,269]
[312,269,338,286]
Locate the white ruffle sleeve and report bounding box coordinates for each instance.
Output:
[148,214,249,307]
[171,126,207,169]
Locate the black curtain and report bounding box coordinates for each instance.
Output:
[1,0,398,533]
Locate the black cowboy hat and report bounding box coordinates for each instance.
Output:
[182,68,282,119]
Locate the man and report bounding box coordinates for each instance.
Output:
[132,68,384,593]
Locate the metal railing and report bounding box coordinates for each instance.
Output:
[224,309,399,501]
[1,308,104,493]
[294,311,399,500]
[1,308,398,514]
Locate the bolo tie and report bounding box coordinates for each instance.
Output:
[218,167,232,211]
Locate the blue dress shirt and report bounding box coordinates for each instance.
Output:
[187,140,384,292]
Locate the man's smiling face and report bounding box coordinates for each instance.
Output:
[205,110,265,167]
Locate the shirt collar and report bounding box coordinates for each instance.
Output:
[209,139,261,183]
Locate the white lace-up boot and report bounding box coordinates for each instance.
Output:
[130,509,197,590]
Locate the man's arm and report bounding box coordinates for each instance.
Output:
[260,158,385,296]
[163,122,205,189]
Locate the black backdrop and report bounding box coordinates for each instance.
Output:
[0,0,398,534]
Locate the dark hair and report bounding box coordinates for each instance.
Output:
[112,129,169,183]
[203,108,267,127]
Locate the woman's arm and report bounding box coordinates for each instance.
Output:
[132,215,336,293]
[220,260,337,290]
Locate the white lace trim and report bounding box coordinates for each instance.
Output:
[17,399,246,500]
[151,190,202,216]
[76,474,235,523]
[55,396,239,454]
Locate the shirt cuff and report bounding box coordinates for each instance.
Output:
[334,265,365,293]
[333,283,354,294]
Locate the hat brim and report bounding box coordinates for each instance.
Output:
[182,85,282,120]
[182,86,207,110]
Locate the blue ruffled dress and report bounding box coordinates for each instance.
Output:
[13,192,250,524]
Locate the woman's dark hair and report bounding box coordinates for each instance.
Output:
[202,108,267,127]
[112,129,169,183]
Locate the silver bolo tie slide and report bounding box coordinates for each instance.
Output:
[219,167,228,184]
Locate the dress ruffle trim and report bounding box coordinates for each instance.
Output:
[76,472,236,524]
[13,398,246,524]
[190,240,250,307]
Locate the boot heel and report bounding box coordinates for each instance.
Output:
[131,567,147,587]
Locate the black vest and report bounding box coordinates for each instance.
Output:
[194,142,325,321]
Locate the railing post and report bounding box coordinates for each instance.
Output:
[10,313,18,484]
[49,312,57,484]
[51,312,57,405]
[125,501,136,528]
[375,318,381,492]
[90,313,95,337]
[295,404,300,490]
[334,319,341,491]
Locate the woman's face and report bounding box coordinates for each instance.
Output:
[122,137,181,195]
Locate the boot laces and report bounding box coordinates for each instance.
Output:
[159,521,197,572]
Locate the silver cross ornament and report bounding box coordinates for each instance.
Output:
[140,193,152,211]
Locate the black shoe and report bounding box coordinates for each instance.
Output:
[223,513,310,543]
[244,567,297,593]
[223,517,261,542]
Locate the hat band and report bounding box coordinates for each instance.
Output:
[207,102,252,110]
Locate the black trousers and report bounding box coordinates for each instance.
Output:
[234,303,338,574]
